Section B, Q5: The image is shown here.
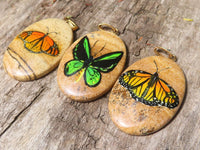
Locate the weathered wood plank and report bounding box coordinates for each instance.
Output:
[0,0,199,149]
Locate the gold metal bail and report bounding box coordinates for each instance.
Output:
[64,17,79,31]
[98,23,119,35]
[154,47,177,62]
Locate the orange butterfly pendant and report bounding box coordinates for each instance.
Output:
[119,60,179,108]
[108,48,186,135]
[3,18,78,81]
[19,31,59,56]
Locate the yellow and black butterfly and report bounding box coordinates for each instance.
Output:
[119,61,179,108]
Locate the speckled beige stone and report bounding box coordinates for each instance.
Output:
[3,18,74,81]
[57,30,126,102]
[109,56,186,135]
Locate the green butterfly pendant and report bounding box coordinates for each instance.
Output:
[64,36,123,87]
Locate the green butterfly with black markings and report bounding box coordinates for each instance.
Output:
[64,36,123,87]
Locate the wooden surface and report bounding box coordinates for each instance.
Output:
[0,0,199,149]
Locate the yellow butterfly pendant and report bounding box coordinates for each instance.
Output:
[119,60,179,109]
[109,47,186,135]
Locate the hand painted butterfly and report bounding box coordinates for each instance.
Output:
[119,61,179,108]
[19,31,59,56]
[64,36,123,87]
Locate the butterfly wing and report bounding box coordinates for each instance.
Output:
[41,35,59,56]
[19,31,59,56]
[82,51,123,87]
[73,36,91,61]
[64,60,84,76]
[155,78,179,108]
[119,70,179,108]
[92,51,123,73]
[64,36,92,77]
[19,31,44,53]
[119,70,154,104]
[84,66,101,87]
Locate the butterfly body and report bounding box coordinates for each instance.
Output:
[83,56,93,67]
[119,67,179,108]
[141,72,160,98]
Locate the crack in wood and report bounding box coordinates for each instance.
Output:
[0,87,46,137]
[77,128,101,149]
[120,15,133,34]
[4,82,21,97]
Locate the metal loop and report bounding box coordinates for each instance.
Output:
[154,47,177,62]
[98,23,119,35]
[64,17,79,31]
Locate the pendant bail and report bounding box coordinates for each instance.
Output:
[154,47,177,62]
[98,23,119,35]
[64,17,79,31]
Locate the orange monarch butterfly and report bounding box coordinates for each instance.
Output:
[18,31,59,56]
[119,61,179,108]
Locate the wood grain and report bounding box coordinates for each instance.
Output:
[0,0,199,149]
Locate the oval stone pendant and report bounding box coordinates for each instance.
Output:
[3,18,78,81]
[109,47,186,135]
[57,24,127,102]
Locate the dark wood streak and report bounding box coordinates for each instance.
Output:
[7,47,31,80]
[7,47,37,80]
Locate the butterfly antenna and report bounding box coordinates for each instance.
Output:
[93,43,106,57]
[45,26,57,35]
[91,40,99,57]
[153,60,170,73]
[91,40,99,49]
[46,26,49,33]
[158,67,171,73]
[153,60,159,73]
[49,31,58,35]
